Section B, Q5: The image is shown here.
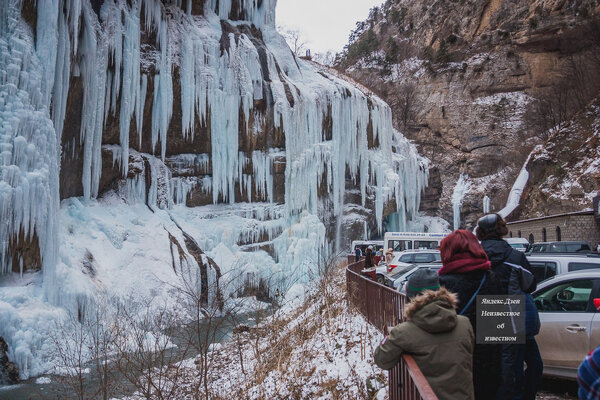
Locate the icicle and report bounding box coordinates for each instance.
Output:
[151,18,173,161]
[118,4,143,176]
[52,2,71,139]
[35,0,59,108]
[452,174,472,230]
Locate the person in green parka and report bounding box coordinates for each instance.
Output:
[373,268,475,400]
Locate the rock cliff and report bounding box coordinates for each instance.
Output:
[514,96,600,219]
[338,0,600,227]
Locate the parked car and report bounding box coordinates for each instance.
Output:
[504,237,530,252]
[527,253,600,283]
[526,241,592,255]
[532,270,600,379]
[384,265,442,293]
[387,250,441,273]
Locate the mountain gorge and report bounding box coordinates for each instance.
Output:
[338,0,600,227]
[0,0,428,381]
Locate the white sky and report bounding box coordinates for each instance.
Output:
[276,0,383,55]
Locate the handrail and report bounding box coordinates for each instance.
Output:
[402,354,439,399]
[346,258,438,400]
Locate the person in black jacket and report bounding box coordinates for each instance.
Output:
[438,230,502,400]
[364,246,373,269]
[477,213,542,400]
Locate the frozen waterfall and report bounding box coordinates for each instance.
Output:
[452,174,471,230]
[0,0,429,380]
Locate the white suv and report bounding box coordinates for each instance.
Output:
[527,253,600,283]
[388,250,442,273]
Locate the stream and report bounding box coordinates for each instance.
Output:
[0,309,268,400]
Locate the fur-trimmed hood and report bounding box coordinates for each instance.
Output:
[403,287,460,334]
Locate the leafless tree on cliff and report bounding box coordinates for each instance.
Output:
[314,51,336,66]
[279,26,307,57]
[392,82,419,128]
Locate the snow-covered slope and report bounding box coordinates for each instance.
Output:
[0,0,428,380]
[510,97,600,219]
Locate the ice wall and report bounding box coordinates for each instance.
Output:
[0,0,60,282]
[1,0,429,286]
[28,0,427,232]
[498,161,531,218]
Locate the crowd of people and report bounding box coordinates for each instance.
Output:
[354,245,392,266]
[373,213,543,400]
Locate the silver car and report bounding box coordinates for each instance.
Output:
[384,265,441,293]
[532,270,600,379]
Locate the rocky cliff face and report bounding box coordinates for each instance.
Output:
[514,96,600,219]
[339,0,600,228]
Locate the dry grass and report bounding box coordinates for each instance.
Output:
[182,258,386,400]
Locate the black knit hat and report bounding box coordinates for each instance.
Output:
[406,268,440,300]
[477,214,499,235]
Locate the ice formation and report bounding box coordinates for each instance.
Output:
[0,0,429,380]
[498,162,530,218]
[452,174,471,230]
[0,0,60,284]
[483,195,491,214]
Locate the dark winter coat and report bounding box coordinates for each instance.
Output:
[439,270,503,400]
[364,248,373,268]
[481,239,536,294]
[481,239,538,400]
[374,288,475,400]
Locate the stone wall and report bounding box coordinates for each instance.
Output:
[506,212,600,246]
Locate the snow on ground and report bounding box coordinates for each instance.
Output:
[0,192,318,380]
[535,103,600,205]
[122,261,387,400]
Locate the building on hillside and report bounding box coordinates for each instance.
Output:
[506,198,600,246]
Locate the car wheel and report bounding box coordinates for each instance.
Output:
[376,275,385,285]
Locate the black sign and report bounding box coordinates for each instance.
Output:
[476,295,525,344]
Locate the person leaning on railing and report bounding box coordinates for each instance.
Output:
[373,268,475,400]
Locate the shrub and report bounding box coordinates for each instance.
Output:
[529,17,538,29]
[436,39,449,63]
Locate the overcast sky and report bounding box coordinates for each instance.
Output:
[276,0,383,55]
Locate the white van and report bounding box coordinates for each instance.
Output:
[350,240,384,256]
[526,254,600,283]
[383,232,449,255]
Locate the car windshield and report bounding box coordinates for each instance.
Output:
[388,265,416,279]
[405,266,441,280]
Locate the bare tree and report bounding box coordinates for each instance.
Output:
[169,263,242,400]
[392,82,420,128]
[112,298,192,400]
[51,302,120,400]
[279,26,308,57]
[313,51,336,66]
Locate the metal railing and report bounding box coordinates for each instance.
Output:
[346,258,438,400]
